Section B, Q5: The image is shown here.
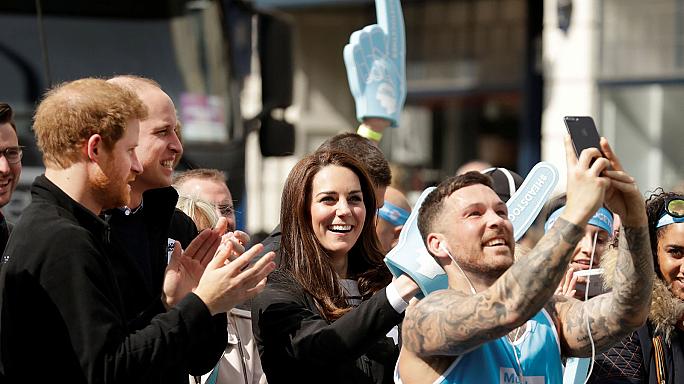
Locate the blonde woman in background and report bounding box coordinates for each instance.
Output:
[177,193,267,384]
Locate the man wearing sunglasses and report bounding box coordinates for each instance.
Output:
[0,103,22,252]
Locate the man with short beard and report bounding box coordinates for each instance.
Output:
[396,137,654,384]
[0,79,275,383]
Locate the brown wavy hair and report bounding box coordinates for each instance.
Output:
[279,150,391,321]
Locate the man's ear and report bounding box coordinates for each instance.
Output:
[392,225,403,240]
[86,134,103,162]
[426,233,449,260]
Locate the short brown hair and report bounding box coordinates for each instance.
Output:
[0,103,16,131]
[33,78,148,168]
[173,168,227,187]
[418,171,494,245]
[317,133,391,188]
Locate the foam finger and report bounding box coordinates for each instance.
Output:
[376,0,405,62]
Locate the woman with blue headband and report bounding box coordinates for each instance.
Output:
[542,194,615,300]
[588,190,684,383]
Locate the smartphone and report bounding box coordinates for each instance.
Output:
[573,268,606,298]
[563,116,603,158]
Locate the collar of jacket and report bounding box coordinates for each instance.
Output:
[601,247,684,343]
[31,174,110,243]
[105,186,179,228]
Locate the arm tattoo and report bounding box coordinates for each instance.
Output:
[403,218,584,357]
[554,225,653,357]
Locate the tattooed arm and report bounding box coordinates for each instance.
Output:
[550,138,654,357]
[550,225,653,357]
[402,137,613,357]
[402,218,584,357]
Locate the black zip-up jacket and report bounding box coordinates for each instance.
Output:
[105,186,227,383]
[105,187,200,328]
[0,175,222,383]
[252,270,403,384]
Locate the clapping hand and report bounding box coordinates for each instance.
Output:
[162,218,227,309]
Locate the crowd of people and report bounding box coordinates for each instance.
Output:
[0,73,679,384]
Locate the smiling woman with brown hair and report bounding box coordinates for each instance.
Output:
[251,150,418,384]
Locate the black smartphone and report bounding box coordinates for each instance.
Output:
[563,116,604,158]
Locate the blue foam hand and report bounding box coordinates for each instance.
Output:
[507,162,560,241]
[343,0,406,127]
[384,187,449,298]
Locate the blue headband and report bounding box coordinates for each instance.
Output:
[378,201,410,226]
[656,213,684,229]
[544,206,614,234]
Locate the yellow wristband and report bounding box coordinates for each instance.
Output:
[357,125,383,142]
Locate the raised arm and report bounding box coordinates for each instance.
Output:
[403,136,611,357]
[551,138,653,356]
[402,218,584,356]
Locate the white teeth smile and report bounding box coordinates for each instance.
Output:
[161,160,174,168]
[329,225,352,233]
[484,239,506,247]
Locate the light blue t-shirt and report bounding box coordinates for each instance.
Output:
[396,309,563,384]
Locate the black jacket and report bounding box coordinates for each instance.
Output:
[105,187,198,327]
[0,176,221,383]
[251,270,403,384]
[105,186,227,382]
[0,212,11,255]
[256,224,282,265]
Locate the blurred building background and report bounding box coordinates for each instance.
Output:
[246,0,684,234]
[1,0,683,234]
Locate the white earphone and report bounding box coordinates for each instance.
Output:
[439,241,477,295]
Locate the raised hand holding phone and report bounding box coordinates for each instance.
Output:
[343,0,406,128]
[563,116,604,159]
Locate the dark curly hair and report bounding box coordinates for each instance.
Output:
[645,188,684,277]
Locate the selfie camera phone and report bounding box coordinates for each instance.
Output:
[563,116,604,159]
[573,268,606,298]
